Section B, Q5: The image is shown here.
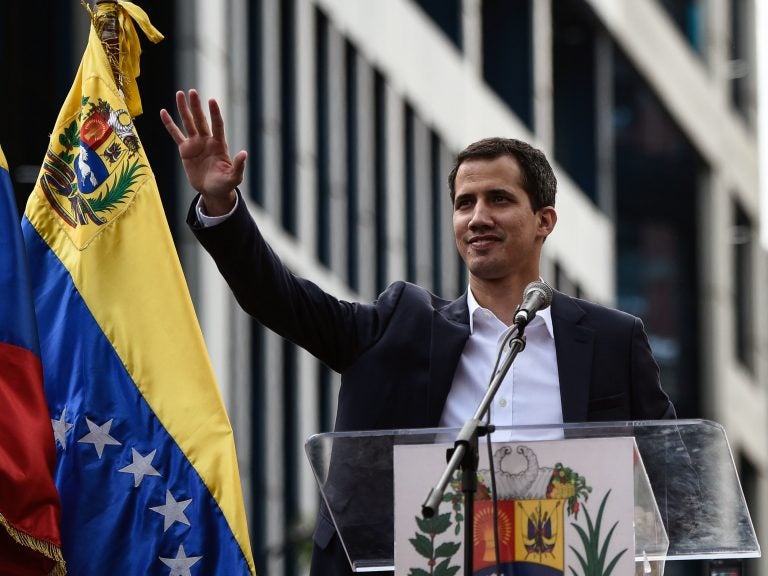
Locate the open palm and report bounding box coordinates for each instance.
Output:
[160,89,246,214]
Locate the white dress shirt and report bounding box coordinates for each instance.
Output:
[439,287,563,433]
[195,195,238,226]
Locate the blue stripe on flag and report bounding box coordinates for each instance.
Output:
[0,167,39,355]
[22,218,251,575]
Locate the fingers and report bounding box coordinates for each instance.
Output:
[209,98,225,141]
[190,90,212,137]
[231,150,248,181]
[164,90,246,167]
[176,90,198,138]
[159,108,186,145]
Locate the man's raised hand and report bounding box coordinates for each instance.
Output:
[160,89,247,216]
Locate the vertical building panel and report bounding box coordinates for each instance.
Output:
[327,25,349,278]
[411,113,434,290]
[295,0,318,250]
[532,0,554,149]
[281,340,299,574]
[260,0,283,217]
[386,85,407,283]
[437,141,461,298]
[263,330,286,576]
[355,54,377,300]
[296,349,320,531]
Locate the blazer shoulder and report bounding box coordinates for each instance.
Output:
[554,291,640,328]
[379,281,457,310]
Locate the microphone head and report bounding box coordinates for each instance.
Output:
[523,281,553,309]
[514,281,554,327]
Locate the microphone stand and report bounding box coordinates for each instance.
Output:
[422,323,528,576]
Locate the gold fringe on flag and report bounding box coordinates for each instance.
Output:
[0,513,66,575]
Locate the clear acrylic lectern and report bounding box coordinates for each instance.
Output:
[305,419,759,574]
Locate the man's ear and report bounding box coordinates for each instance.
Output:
[537,206,557,239]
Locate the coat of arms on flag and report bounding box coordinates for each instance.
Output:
[39,90,144,247]
[395,437,635,576]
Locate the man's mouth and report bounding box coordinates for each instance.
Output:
[468,235,501,249]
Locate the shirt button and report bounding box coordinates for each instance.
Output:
[499,398,507,408]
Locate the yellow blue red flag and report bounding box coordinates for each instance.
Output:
[0,146,65,575]
[21,3,255,574]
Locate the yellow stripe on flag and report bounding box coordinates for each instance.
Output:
[25,14,254,575]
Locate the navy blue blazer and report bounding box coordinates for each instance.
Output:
[189,193,675,575]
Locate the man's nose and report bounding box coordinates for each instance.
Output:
[468,201,493,229]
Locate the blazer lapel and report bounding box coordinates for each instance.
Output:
[427,294,471,425]
[551,292,595,423]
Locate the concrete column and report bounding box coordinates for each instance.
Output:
[595,31,615,221]
[412,114,433,290]
[386,85,407,283]
[326,25,349,279]
[437,141,460,298]
[532,0,554,151]
[296,0,319,251]
[354,54,378,300]
[260,0,283,218]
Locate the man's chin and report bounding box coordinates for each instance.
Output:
[467,263,507,281]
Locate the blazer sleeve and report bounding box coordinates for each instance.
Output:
[187,192,402,372]
[630,316,676,419]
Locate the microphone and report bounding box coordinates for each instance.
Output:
[514,281,553,328]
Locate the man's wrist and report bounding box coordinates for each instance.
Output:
[200,190,237,217]
[196,191,238,227]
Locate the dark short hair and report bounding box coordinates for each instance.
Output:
[447,137,557,212]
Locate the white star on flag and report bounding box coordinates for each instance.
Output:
[150,490,192,531]
[118,447,161,487]
[51,407,74,450]
[77,417,121,458]
[159,544,202,576]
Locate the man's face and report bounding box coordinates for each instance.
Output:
[452,155,555,284]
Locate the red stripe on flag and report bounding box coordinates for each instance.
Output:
[0,342,62,569]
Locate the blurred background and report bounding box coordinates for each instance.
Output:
[1,1,766,574]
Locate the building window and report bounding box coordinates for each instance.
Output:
[412,0,462,50]
[404,103,417,283]
[733,200,753,371]
[374,70,388,294]
[729,0,756,123]
[280,0,297,234]
[346,41,359,291]
[430,131,443,295]
[658,0,705,55]
[552,0,598,203]
[613,49,703,418]
[281,340,299,574]
[553,262,582,299]
[247,0,264,207]
[315,8,331,266]
[482,0,533,129]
